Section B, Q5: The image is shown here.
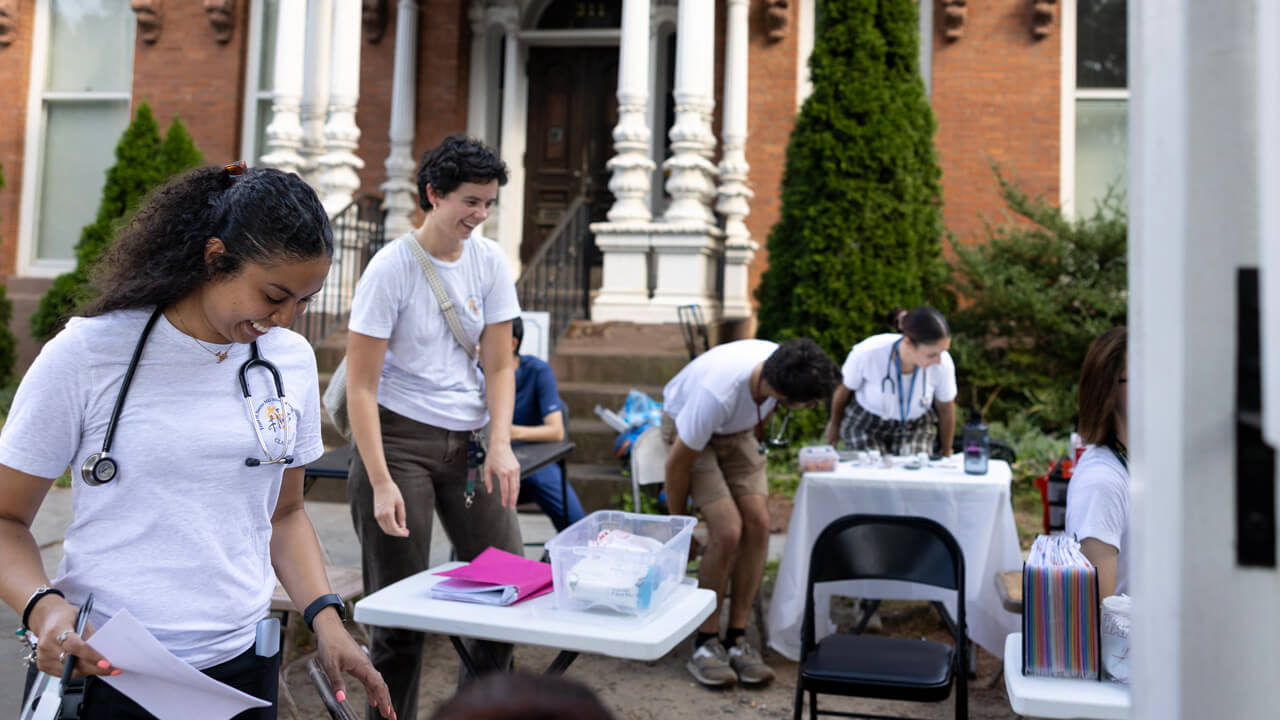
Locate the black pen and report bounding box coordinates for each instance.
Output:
[59,592,94,694]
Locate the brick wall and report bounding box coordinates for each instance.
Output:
[931,0,1062,246]
[130,1,250,167]
[0,0,36,278]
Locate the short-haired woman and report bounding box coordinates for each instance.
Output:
[825,307,958,456]
[1066,326,1129,598]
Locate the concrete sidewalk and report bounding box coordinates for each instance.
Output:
[3,487,787,713]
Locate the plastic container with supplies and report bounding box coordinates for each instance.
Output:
[962,409,989,475]
[798,445,839,472]
[546,510,696,616]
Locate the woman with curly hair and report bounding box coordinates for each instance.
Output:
[0,163,393,718]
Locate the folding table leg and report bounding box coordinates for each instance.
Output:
[449,636,483,679]
[544,651,579,674]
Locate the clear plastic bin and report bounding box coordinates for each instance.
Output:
[545,510,696,616]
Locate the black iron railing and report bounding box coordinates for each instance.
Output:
[292,194,388,344]
[516,196,592,353]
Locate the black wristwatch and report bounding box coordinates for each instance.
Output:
[303,593,346,632]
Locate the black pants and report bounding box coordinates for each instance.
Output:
[348,406,523,720]
[22,644,280,719]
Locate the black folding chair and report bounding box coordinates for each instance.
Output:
[794,514,967,720]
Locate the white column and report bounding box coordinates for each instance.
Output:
[716,0,754,320]
[466,0,490,141]
[259,0,305,174]
[494,6,525,279]
[604,0,655,223]
[662,0,718,225]
[300,0,332,186]
[381,0,419,238]
[318,1,365,215]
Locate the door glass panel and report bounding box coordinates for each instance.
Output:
[38,100,130,260]
[1074,99,1128,215]
[46,0,134,92]
[1077,0,1126,89]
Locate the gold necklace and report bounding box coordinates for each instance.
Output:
[173,307,232,363]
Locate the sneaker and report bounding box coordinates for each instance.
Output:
[728,637,776,685]
[686,638,737,687]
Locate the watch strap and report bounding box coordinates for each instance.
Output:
[303,593,346,632]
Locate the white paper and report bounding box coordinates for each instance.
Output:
[430,578,519,606]
[87,608,271,720]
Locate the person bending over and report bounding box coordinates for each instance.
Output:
[663,338,840,687]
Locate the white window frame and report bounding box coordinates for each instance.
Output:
[1060,0,1130,218]
[17,1,134,278]
[241,0,274,166]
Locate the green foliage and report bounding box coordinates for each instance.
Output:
[31,103,203,341]
[948,167,1127,434]
[614,489,665,515]
[0,166,15,387]
[755,0,950,360]
[987,410,1071,487]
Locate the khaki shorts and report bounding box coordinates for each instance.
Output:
[661,413,768,509]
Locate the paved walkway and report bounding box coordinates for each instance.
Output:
[3,487,786,713]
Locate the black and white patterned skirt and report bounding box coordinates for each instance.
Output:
[839,401,938,456]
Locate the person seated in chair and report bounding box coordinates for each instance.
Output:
[512,317,585,531]
[663,337,840,687]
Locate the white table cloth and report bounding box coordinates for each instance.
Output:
[1003,633,1130,718]
[768,457,1022,661]
[354,562,716,662]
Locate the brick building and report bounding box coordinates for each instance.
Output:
[0,0,1125,367]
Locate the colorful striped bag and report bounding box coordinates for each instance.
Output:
[1021,534,1101,679]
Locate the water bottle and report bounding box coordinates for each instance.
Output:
[963,409,989,475]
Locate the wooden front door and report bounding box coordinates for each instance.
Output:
[522,46,618,265]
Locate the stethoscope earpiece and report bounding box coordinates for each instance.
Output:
[80,452,118,486]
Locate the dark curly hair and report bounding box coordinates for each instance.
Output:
[761,338,841,404]
[416,133,508,210]
[82,165,332,316]
[901,306,950,344]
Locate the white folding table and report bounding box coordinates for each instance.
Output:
[1003,633,1130,719]
[354,562,716,674]
[768,457,1023,661]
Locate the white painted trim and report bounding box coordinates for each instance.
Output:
[241,0,266,164]
[918,0,932,97]
[16,0,51,277]
[517,28,619,45]
[796,0,815,109]
[40,91,131,102]
[1059,0,1077,216]
[1262,0,1280,449]
[1076,88,1129,100]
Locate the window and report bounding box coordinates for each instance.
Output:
[19,0,134,275]
[1063,0,1128,217]
[241,0,278,166]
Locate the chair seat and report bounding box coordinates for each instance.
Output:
[801,633,955,701]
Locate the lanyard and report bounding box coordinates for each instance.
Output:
[894,339,919,429]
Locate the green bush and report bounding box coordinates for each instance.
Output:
[755,0,950,361]
[948,167,1127,434]
[31,103,203,341]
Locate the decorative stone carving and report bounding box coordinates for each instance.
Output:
[363,0,387,44]
[130,0,163,45]
[941,0,966,41]
[0,0,16,49]
[203,0,235,44]
[1031,0,1056,38]
[765,0,788,43]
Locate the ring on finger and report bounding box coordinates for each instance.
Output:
[57,630,70,645]
[58,650,66,663]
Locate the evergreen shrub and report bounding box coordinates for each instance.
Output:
[948,168,1127,435]
[754,0,949,363]
[31,103,203,341]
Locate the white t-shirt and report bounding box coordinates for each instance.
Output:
[0,309,324,669]
[348,234,521,431]
[841,333,958,421]
[662,340,778,451]
[1066,445,1130,595]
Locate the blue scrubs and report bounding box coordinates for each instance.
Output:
[514,355,585,531]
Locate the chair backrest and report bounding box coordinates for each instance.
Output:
[802,514,966,656]
[630,426,670,487]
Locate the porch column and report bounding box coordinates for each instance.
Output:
[494,5,525,278]
[717,0,755,320]
[604,0,654,223]
[662,0,717,225]
[299,0,332,186]
[381,0,420,238]
[259,0,305,174]
[649,0,721,322]
[466,0,489,141]
[318,0,364,215]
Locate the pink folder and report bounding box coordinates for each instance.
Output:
[431,547,554,606]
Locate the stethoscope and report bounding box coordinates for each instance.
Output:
[80,307,294,486]
[878,338,930,440]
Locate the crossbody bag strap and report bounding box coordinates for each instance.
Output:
[403,235,479,361]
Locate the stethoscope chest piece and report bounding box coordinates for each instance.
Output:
[81,452,118,486]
